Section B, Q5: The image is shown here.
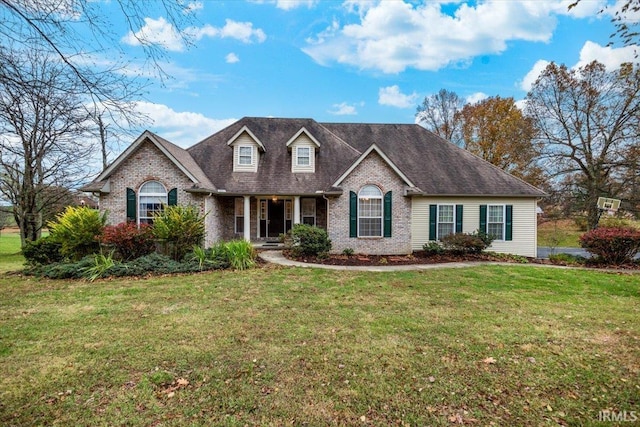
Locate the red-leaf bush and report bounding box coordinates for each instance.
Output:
[441,231,495,254]
[579,226,640,265]
[100,222,155,261]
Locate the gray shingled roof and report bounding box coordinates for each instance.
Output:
[81,130,214,192]
[187,117,545,197]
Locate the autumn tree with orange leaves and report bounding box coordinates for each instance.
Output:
[457,96,546,187]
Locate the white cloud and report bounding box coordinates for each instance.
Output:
[225,52,240,63]
[520,59,551,91]
[465,92,488,105]
[575,40,637,69]
[193,19,266,44]
[183,1,204,14]
[134,102,236,147]
[303,1,596,74]
[378,85,418,108]
[123,18,266,51]
[275,0,318,10]
[122,17,185,51]
[328,102,359,115]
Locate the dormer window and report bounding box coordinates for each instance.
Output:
[296,147,310,166]
[238,146,253,165]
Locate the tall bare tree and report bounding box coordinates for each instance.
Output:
[457,96,546,187]
[526,60,640,229]
[0,48,96,246]
[416,89,464,144]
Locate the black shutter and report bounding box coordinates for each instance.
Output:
[455,204,463,233]
[505,205,513,241]
[126,188,136,222]
[429,204,437,240]
[383,191,392,238]
[349,191,357,238]
[479,205,487,233]
[168,188,178,206]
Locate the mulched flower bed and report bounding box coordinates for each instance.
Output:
[283,250,640,270]
[284,250,532,266]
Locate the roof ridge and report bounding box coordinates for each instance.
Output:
[315,122,362,155]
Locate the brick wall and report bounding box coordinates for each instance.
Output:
[99,140,204,226]
[328,151,412,255]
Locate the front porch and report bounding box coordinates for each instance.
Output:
[212,195,328,243]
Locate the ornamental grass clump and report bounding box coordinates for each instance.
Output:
[152,205,205,261]
[48,206,106,260]
[580,226,640,265]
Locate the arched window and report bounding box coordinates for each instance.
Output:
[138,181,167,224]
[358,185,383,237]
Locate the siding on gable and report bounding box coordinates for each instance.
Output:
[290,134,316,173]
[231,133,259,172]
[411,197,538,257]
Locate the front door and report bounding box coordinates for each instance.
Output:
[267,199,285,238]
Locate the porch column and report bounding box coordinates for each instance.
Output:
[293,196,301,225]
[243,196,251,241]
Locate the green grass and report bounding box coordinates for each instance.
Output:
[538,219,583,248]
[1,263,638,426]
[0,229,24,272]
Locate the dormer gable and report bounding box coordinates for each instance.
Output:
[226,126,265,172]
[286,127,321,173]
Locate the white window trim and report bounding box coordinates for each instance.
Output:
[301,198,316,226]
[358,185,383,238]
[296,146,311,166]
[436,204,455,241]
[238,145,253,166]
[234,197,244,234]
[487,204,506,241]
[138,180,167,225]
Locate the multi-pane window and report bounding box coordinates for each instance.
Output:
[437,205,455,240]
[358,185,383,237]
[302,198,316,226]
[488,205,504,240]
[296,146,310,166]
[235,197,244,234]
[238,146,253,165]
[138,181,166,225]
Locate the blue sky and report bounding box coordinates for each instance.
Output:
[104,0,637,148]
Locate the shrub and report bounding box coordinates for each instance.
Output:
[422,241,444,255]
[441,230,494,254]
[289,224,332,257]
[342,248,354,256]
[152,205,206,261]
[22,235,64,266]
[26,256,96,279]
[579,226,640,265]
[549,253,587,265]
[48,206,106,260]
[100,222,155,261]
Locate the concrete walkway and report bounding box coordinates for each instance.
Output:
[259,250,640,273]
[259,250,515,272]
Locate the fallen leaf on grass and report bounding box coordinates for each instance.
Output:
[483,357,496,364]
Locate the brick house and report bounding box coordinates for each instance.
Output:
[81,117,546,257]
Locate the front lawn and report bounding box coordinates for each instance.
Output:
[0,265,638,425]
[0,228,24,273]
